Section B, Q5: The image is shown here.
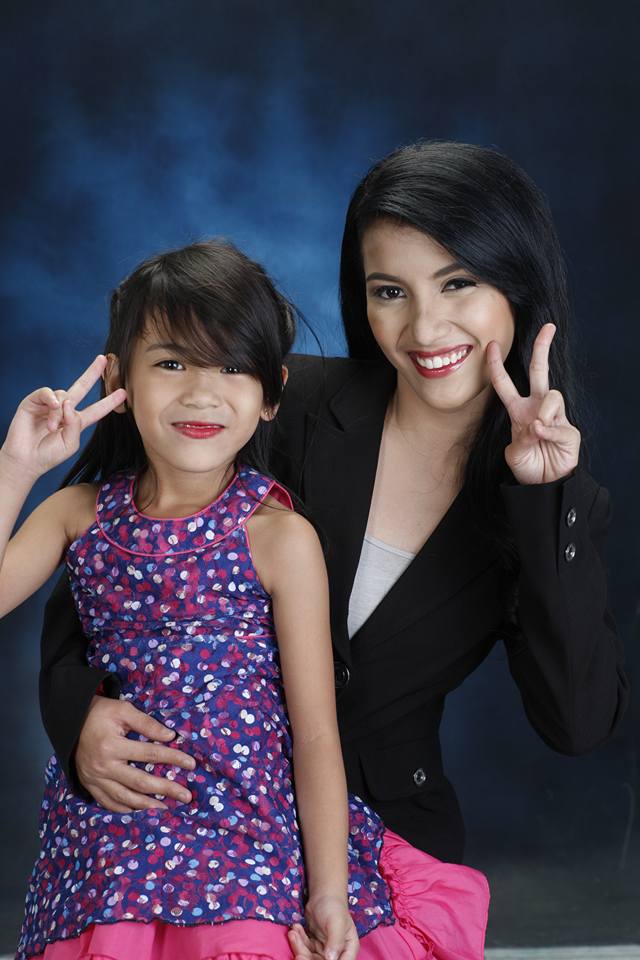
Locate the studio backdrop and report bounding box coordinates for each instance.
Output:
[0,0,637,952]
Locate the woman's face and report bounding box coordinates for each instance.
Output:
[362,219,515,417]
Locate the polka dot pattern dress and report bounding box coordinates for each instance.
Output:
[17,466,395,959]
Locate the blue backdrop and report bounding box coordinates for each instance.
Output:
[1,0,638,950]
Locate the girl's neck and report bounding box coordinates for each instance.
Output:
[134,460,237,519]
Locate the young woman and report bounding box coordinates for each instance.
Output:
[39,140,627,872]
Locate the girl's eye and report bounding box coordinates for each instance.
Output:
[156,359,184,370]
[371,285,406,300]
[443,277,477,291]
[221,365,242,375]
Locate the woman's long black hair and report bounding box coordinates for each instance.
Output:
[62,239,297,487]
[340,140,584,569]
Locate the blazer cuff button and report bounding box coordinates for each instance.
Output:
[333,661,350,689]
[413,767,427,787]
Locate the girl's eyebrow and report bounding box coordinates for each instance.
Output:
[144,341,186,354]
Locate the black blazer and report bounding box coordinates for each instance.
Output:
[39,354,629,863]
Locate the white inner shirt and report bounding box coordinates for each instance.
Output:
[347,533,416,639]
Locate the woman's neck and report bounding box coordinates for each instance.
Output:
[388,375,489,474]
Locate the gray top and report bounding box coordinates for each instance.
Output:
[347,533,416,639]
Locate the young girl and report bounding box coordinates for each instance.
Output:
[4,240,488,960]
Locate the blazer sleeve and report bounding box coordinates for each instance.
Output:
[500,465,629,755]
[39,570,121,792]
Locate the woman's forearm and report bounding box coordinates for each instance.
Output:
[292,730,349,901]
[502,466,629,753]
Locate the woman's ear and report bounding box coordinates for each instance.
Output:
[104,353,127,413]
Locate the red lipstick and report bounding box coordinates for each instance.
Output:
[409,345,473,379]
[172,422,224,439]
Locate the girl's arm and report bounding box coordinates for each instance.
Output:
[0,469,95,617]
[249,505,357,960]
[0,357,126,618]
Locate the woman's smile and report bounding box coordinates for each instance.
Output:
[409,344,473,377]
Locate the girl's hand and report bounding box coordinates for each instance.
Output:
[288,895,359,960]
[1,356,126,481]
[487,323,581,484]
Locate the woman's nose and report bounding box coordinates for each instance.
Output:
[409,296,451,345]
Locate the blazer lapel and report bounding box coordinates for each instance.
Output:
[349,490,500,655]
[301,362,395,664]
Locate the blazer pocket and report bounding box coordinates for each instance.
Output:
[358,737,442,802]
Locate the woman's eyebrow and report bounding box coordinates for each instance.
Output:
[366,262,467,283]
[366,272,403,282]
[432,261,466,278]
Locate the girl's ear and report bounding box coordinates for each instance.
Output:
[104,353,127,413]
[260,365,288,422]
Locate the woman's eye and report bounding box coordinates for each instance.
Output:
[372,285,405,300]
[156,359,184,370]
[443,277,477,291]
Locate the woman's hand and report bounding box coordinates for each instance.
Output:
[1,355,126,481]
[288,895,359,960]
[487,323,581,484]
[76,696,196,813]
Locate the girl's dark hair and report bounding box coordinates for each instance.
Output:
[63,239,297,486]
[340,139,584,569]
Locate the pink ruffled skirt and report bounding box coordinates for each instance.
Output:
[40,830,489,960]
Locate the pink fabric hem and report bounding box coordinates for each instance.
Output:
[39,829,489,960]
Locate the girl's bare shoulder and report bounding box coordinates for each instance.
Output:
[45,482,99,542]
[245,496,323,595]
[249,494,316,540]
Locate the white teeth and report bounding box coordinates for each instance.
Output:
[415,347,470,370]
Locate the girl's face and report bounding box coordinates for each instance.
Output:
[110,321,273,478]
[362,219,515,417]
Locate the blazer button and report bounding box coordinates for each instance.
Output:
[564,542,577,562]
[333,661,350,690]
[566,507,577,528]
[413,767,427,787]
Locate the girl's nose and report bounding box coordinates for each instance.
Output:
[180,370,224,407]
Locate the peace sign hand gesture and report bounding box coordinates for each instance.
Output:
[487,324,581,485]
[1,355,126,482]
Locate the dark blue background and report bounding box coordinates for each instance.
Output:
[1,0,638,950]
